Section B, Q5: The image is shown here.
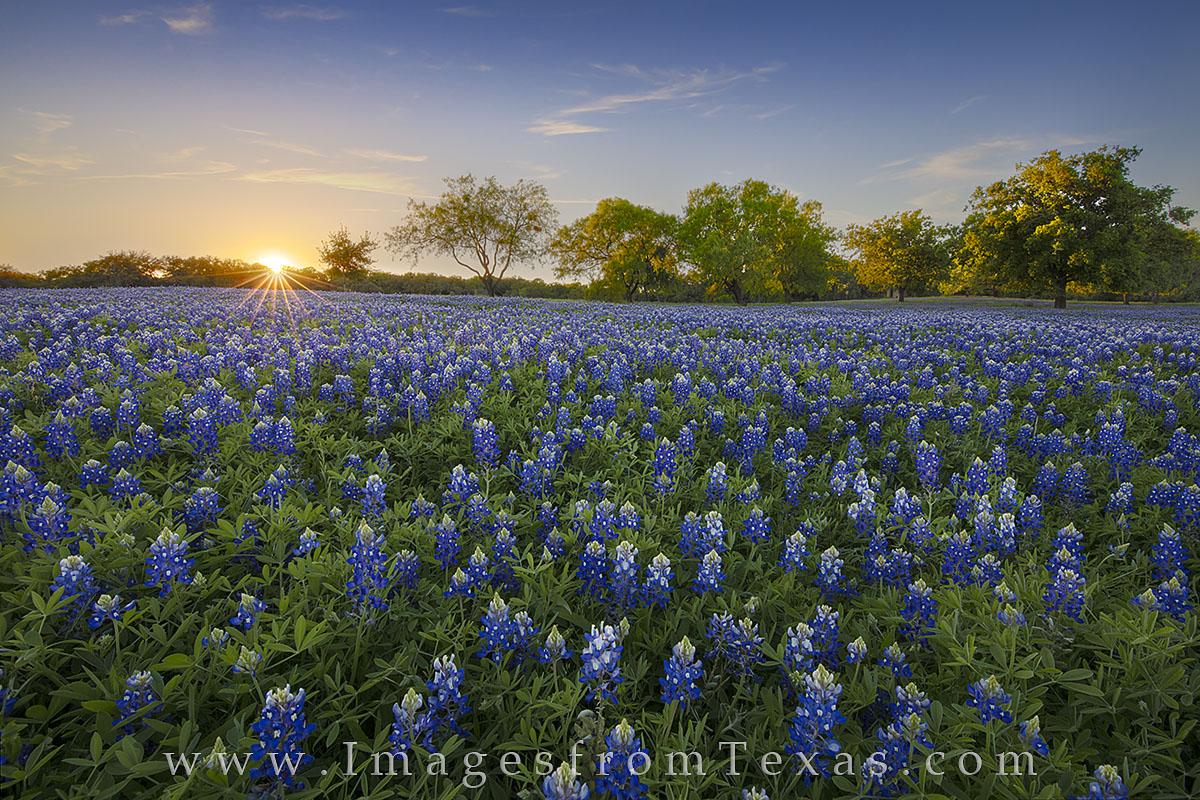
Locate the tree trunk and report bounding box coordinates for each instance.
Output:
[1053,282,1067,309]
[1122,292,1130,305]
[897,286,906,302]
[730,280,747,305]
[481,274,501,296]
[887,287,894,299]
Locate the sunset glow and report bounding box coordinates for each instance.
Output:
[258,254,291,274]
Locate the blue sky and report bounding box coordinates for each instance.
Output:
[2,0,1197,275]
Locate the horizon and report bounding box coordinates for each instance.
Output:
[2,0,1198,276]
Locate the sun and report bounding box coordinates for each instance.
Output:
[258,253,292,274]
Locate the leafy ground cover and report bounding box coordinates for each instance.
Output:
[0,288,1197,799]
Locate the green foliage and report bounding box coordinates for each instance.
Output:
[844,211,953,301]
[317,227,378,277]
[957,146,1193,307]
[677,179,836,304]
[385,174,559,296]
[550,198,679,302]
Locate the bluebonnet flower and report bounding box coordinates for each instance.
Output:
[786,664,845,780]
[846,637,868,664]
[783,623,816,675]
[580,623,624,704]
[432,514,460,570]
[642,553,674,609]
[1072,765,1128,800]
[115,671,162,736]
[1150,524,1189,580]
[610,541,641,609]
[230,592,267,631]
[542,762,589,800]
[779,528,810,573]
[578,541,609,599]
[878,643,911,679]
[472,418,500,468]
[249,685,315,789]
[80,459,108,489]
[109,468,143,502]
[816,546,848,599]
[651,438,677,494]
[202,626,230,649]
[293,528,319,557]
[966,675,1013,724]
[426,654,470,740]
[390,688,432,754]
[741,507,771,544]
[145,528,194,596]
[914,441,940,490]
[1132,572,1192,621]
[706,462,729,503]
[186,408,218,456]
[537,625,572,665]
[809,605,841,668]
[232,646,263,676]
[1061,462,1092,506]
[87,594,136,630]
[1017,494,1043,538]
[394,549,420,593]
[1019,715,1049,756]
[346,522,392,617]
[693,549,726,594]
[478,594,515,664]
[660,637,704,709]
[51,555,97,621]
[707,612,765,678]
[182,486,221,534]
[899,579,937,643]
[941,531,975,586]
[361,473,387,518]
[597,719,649,800]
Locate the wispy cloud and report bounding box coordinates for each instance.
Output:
[102,4,214,35]
[864,138,1033,184]
[12,153,93,171]
[79,162,238,180]
[529,62,782,136]
[510,161,564,180]
[951,95,987,115]
[527,120,609,136]
[231,129,326,157]
[441,5,492,17]
[261,5,346,21]
[24,110,73,137]
[345,148,428,163]
[240,168,420,195]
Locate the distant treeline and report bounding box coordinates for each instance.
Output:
[0,254,589,299]
[4,145,1198,305]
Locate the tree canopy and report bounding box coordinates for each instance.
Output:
[957,145,1193,307]
[318,227,378,276]
[549,198,678,301]
[386,174,558,297]
[843,211,952,301]
[677,179,832,303]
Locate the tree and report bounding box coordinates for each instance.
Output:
[1132,217,1199,302]
[550,198,678,301]
[777,200,838,299]
[843,211,951,301]
[958,145,1191,308]
[385,175,557,297]
[318,226,378,277]
[678,179,828,304]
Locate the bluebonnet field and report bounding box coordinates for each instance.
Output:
[0,288,1197,800]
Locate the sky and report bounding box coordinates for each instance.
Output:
[2,0,1198,277]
